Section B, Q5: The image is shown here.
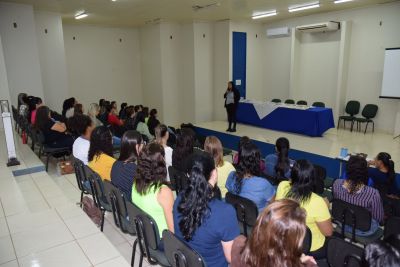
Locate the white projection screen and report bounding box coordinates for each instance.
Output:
[380,47,400,99]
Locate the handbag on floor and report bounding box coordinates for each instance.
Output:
[82,196,102,227]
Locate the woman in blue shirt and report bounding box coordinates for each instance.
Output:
[226,142,276,213]
[173,152,240,267]
[368,152,397,196]
[264,137,295,180]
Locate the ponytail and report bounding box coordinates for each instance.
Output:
[275,137,290,178]
[377,152,396,186]
[387,160,396,186]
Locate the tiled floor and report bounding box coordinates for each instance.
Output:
[0,130,159,267]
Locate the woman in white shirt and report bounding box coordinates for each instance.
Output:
[70,114,94,164]
[155,124,173,181]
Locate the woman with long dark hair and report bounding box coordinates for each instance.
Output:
[111,131,143,197]
[133,111,153,141]
[147,108,160,136]
[226,142,275,213]
[155,124,173,180]
[231,199,317,267]
[88,126,115,180]
[70,114,94,165]
[172,128,195,173]
[224,81,240,132]
[35,105,74,149]
[276,159,333,260]
[131,143,174,237]
[264,137,294,179]
[62,97,76,119]
[173,152,240,267]
[368,152,397,196]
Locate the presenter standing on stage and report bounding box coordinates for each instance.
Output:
[224,81,240,132]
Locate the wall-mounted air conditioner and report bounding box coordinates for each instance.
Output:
[266,27,290,38]
[296,21,340,33]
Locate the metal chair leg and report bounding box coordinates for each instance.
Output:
[364,122,369,134]
[46,155,50,172]
[372,121,374,132]
[131,240,138,267]
[100,210,105,232]
[80,191,84,208]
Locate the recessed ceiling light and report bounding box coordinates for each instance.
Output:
[252,10,277,19]
[288,1,320,12]
[111,0,117,2]
[75,12,88,19]
[334,0,353,3]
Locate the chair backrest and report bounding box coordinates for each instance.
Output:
[87,169,110,210]
[297,100,307,105]
[271,98,281,103]
[284,99,295,104]
[384,216,400,239]
[35,130,45,145]
[302,226,312,254]
[312,102,325,108]
[168,166,188,194]
[313,164,326,195]
[345,100,360,116]
[331,199,372,241]
[225,192,258,237]
[163,230,206,267]
[73,157,89,193]
[361,104,378,119]
[327,237,364,267]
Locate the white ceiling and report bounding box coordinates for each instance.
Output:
[0,0,398,27]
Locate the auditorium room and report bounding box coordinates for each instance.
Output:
[0,0,400,266]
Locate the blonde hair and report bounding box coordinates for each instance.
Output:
[204,136,224,167]
[88,103,100,118]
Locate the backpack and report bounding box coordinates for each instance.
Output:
[82,196,102,227]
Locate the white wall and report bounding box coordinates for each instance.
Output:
[64,24,143,112]
[0,35,12,129]
[0,2,44,106]
[35,11,69,112]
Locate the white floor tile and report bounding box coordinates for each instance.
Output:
[12,221,74,258]
[46,195,72,208]
[6,209,61,235]
[0,260,18,267]
[77,233,120,265]
[102,221,127,246]
[64,214,100,239]
[19,241,91,267]
[95,256,130,267]
[26,200,50,213]
[0,218,9,238]
[56,204,85,220]
[0,236,16,265]
[115,242,133,263]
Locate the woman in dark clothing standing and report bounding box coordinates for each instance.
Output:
[224,81,240,132]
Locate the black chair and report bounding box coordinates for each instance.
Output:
[102,180,121,228]
[11,105,19,132]
[384,216,400,239]
[312,102,326,108]
[297,100,308,105]
[338,100,360,131]
[271,98,281,103]
[131,207,171,267]
[162,230,206,267]
[354,104,378,134]
[326,237,364,267]
[331,199,383,245]
[302,227,312,254]
[225,192,258,237]
[168,166,188,194]
[73,157,91,207]
[284,99,295,104]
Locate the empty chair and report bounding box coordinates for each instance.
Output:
[163,230,206,267]
[312,102,325,108]
[354,104,378,134]
[225,192,258,237]
[73,157,91,206]
[284,99,295,104]
[384,216,400,239]
[271,98,281,103]
[337,100,361,131]
[297,100,308,105]
[326,237,364,267]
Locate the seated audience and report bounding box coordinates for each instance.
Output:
[30,97,43,125]
[264,137,294,180]
[368,152,397,196]
[172,128,195,173]
[333,155,384,236]
[111,101,118,114]
[276,159,333,259]
[134,111,153,141]
[71,115,94,165]
[173,152,240,267]
[35,106,74,149]
[131,143,174,237]
[88,126,116,180]
[142,106,149,124]
[98,100,110,124]
[88,103,103,127]
[155,124,173,181]
[231,199,317,267]
[204,136,235,198]
[107,103,123,127]
[124,106,136,130]
[364,234,400,267]
[226,142,275,213]
[233,136,265,172]
[62,97,76,119]
[73,103,84,116]
[147,108,160,136]
[18,93,29,118]
[119,102,128,120]
[111,131,143,198]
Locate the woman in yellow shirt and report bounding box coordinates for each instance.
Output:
[275,159,333,260]
[88,126,116,181]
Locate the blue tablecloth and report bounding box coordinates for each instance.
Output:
[236,103,335,137]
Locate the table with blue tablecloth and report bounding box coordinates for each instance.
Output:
[236,102,335,137]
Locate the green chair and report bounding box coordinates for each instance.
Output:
[312,102,325,108]
[284,99,295,104]
[297,100,307,105]
[271,98,281,103]
[337,100,360,132]
[354,104,378,134]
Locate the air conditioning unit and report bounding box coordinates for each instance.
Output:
[266,27,290,38]
[296,21,340,33]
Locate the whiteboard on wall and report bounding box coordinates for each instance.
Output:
[380,48,400,99]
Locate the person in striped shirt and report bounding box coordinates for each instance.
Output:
[333,155,384,236]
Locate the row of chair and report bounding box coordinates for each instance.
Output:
[271,98,326,107]
[338,100,378,134]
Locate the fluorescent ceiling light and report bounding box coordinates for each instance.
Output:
[75,12,88,19]
[334,0,353,3]
[288,1,319,12]
[111,0,117,2]
[252,10,277,19]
